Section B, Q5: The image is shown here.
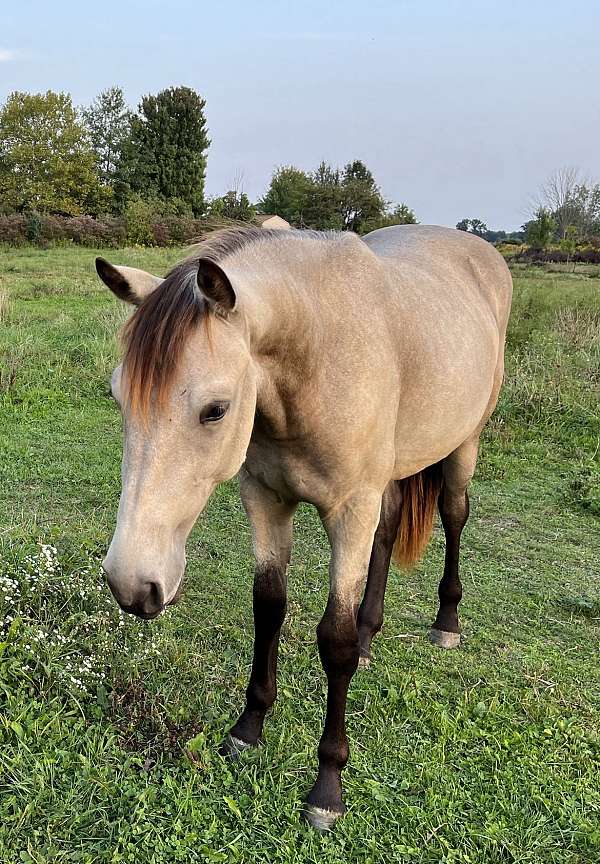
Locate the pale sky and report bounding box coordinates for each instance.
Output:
[1,0,598,230]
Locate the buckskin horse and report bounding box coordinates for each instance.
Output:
[95,224,512,830]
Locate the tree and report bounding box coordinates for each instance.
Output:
[363,202,418,232]
[570,182,600,239]
[207,190,256,222]
[339,160,386,233]
[455,218,488,236]
[82,87,132,188]
[469,218,488,237]
[524,208,555,250]
[260,159,412,233]
[0,90,107,214]
[259,166,312,226]
[539,167,580,239]
[120,86,209,215]
[559,225,578,269]
[303,162,343,230]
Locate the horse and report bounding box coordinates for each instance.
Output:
[95,224,512,831]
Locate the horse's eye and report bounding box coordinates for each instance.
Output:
[200,402,230,424]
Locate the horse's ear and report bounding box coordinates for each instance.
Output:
[95,257,163,306]
[197,259,236,316]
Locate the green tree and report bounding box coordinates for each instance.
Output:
[365,202,418,232]
[469,218,488,237]
[559,225,578,269]
[456,218,488,236]
[524,208,555,250]
[303,162,343,230]
[82,87,132,188]
[259,166,312,226]
[260,160,413,233]
[0,90,107,214]
[339,160,386,233]
[120,86,209,215]
[207,190,256,222]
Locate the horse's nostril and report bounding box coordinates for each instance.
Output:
[144,581,164,614]
[108,578,165,619]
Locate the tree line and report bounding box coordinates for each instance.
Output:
[456,167,600,253]
[0,86,416,238]
[2,85,598,252]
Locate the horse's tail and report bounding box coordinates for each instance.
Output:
[391,463,444,568]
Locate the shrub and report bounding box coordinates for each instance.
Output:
[0,207,203,248]
[513,247,600,265]
[124,195,156,245]
[0,214,27,245]
[25,211,44,243]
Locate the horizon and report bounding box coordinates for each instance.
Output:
[1,0,598,231]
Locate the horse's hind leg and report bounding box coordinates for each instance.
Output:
[428,435,479,649]
[357,482,402,667]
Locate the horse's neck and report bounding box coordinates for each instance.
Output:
[231,244,323,365]
[230,244,326,434]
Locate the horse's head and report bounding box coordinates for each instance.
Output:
[96,255,257,618]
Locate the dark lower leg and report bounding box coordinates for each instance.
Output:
[432,488,469,634]
[357,482,402,661]
[305,599,359,818]
[228,565,286,746]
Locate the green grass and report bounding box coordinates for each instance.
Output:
[0,246,599,863]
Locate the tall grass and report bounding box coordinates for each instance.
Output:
[0,286,8,322]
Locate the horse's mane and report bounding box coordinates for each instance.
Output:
[121,226,296,416]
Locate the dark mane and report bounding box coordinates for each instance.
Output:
[121,226,286,416]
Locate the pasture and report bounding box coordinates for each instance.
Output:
[0,245,598,863]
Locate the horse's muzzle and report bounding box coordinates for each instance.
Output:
[105,573,165,619]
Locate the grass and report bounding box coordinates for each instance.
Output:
[0,246,599,864]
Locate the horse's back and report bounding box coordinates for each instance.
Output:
[361,225,513,475]
[363,224,512,331]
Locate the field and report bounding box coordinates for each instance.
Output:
[0,246,599,864]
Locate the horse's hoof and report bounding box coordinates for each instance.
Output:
[219,734,256,760]
[301,804,344,832]
[357,654,371,669]
[428,627,461,649]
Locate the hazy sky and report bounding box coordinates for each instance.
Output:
[1,0,598,229]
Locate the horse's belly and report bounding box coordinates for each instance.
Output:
[392,342,498,478]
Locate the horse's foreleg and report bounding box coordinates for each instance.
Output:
[222,470,297,756]
[429,436,479,649]
[303,491,381,831]
[357,481,402,667]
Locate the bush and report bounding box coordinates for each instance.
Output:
[124,195,155,245]
[0,214,28,245]
[514,247,600,265]
[0,205,207,248]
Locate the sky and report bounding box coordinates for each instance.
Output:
[1,0,599,230]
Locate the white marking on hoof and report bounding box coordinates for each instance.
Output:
[230,735,253,751]
[221,734,255,759]
[428,628,461,649]
[358,654,371,669]
[302,805,343,832]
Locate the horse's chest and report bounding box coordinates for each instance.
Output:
[244,436,327,506]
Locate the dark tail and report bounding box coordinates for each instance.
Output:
[392,463,444,568]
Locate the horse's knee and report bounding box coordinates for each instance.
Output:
[316,602,359,679]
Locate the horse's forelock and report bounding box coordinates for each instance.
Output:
[121,263,207,418]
